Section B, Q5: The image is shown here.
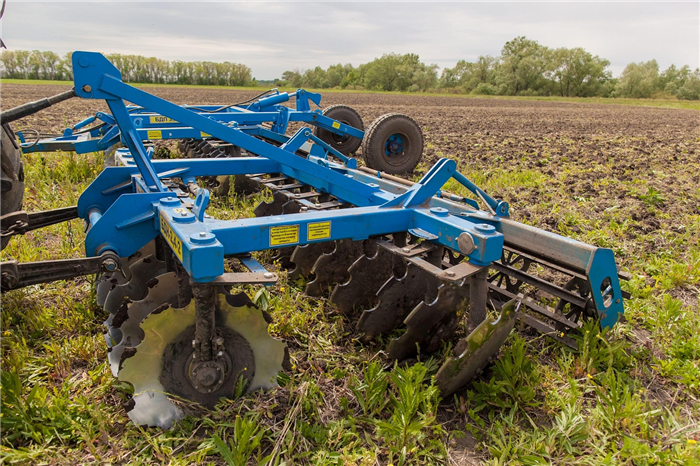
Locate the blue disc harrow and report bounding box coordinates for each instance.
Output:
[0,52,628,429]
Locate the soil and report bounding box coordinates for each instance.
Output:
[2,83,699,463]
[3,82,698,273]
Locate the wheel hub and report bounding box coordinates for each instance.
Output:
[188,350,231,393]
[385,134,404,155]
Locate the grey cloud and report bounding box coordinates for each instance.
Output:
[3,2,698,79]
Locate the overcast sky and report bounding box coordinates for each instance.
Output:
[2,1,698,80]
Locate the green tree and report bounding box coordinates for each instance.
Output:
[440,56,498,92]
[675,68,700,100]
[550,47,611,97]
[497,36,549,95]
[614,60,660,98]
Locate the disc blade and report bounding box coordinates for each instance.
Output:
[103,255,166,315]
[119,301,194,428]
[289,242,330,281]
[219,293,286,391]
[387,282,470,361]
[118,291,286,428]
[305,239,364,297]
[108,272,178,377]
[357,262,434,340]
[330,246,393,314]
[97,241,156,306]
[435,299,518,397]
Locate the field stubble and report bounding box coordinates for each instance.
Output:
[1,83,699,465]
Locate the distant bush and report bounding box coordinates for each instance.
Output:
[473,83,497,95]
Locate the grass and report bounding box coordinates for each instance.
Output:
[2,123,700,464]
[3,78,699,111]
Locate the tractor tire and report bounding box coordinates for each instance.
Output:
[1,124,25,250]
[361,113,423,175]
[313,105,364,155]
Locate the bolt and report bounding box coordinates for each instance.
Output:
[102,258,118,272]
[215,337,224,346]
[402,248,410,253]
[217,351,223,357]
[2,273,18,289]
[264,272,274,279]
[181,212,188,216]
[192,340,197,348]
[82,84,92,92]
[199,232,207,237]
[446,271,456,277]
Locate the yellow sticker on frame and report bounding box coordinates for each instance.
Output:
[149,116,177,124]
[147,130,162,140]
[308,221,331,241]
[160,212,183,260]
[332,121,341,129]
[270,225,299,246]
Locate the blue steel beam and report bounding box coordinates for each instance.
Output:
[73,52,389,207]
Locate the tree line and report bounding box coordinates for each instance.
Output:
[280,37,699,100]
[2,40,698,100]
[0,50,253,86]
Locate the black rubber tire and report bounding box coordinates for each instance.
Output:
[313,105,364,155]
[361,113,424,175]
[1,124,25,251]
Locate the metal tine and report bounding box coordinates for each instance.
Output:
[330,240,394,314]
[387,280,470,361]
[305,239,365,297]
[288,242,333,281]
[436,299,519,397]
[103,255,166,315]
[356,261,438,341]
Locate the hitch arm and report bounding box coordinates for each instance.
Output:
[1,206,79,240]
[1,251,120,292]
[0,89,76,124]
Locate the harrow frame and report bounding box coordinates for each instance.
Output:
[0,51,627,427]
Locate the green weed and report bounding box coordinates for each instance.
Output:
[211,414,269,465]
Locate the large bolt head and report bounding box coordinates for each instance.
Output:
[457,232,476,255]
[196,366,219,388]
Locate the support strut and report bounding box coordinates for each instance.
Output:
[192,283,217,362]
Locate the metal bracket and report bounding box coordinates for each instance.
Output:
[1,251,120,292]
[1,206,79,239]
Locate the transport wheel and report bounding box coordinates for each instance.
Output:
[362,113,423,175]
[313,105,364,155]
[1,124,25,250]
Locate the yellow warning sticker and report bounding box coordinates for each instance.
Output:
[149,116,178,124]
[147,130,162,140]
[173,207,188,215]
[308,221,331,241]
[332,121,341,129]
[160,212,183,260]
[200,132,211,138]
[270,225,299,246]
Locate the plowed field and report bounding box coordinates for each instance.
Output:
[2,82,699,465]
